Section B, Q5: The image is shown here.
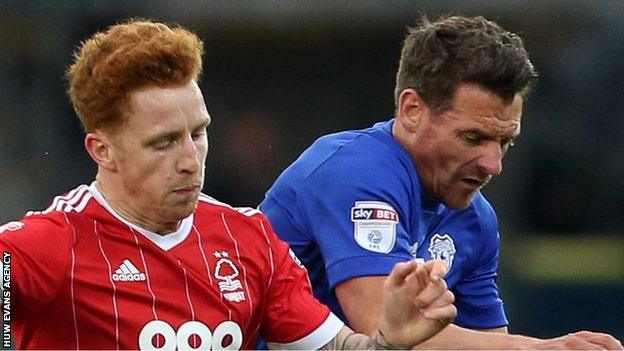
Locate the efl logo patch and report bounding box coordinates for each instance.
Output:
[351,201,398,253]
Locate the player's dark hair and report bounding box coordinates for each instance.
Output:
[67,19,204,133]
[394,15,538,114]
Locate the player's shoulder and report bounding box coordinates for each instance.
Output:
[2,212,68,236]
[312,121,399,160]
[196,193,265,221]
[196,194,279,246]
[0,184,94,243]
[297,121,411,184]
[24,184,94,217]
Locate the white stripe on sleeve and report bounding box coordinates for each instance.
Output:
[266,312,344,350]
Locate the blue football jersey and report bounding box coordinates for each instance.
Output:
[260,119,508,329]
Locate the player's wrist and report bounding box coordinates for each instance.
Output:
[479,332,541,350]
[373,328,407,350]
[509,334,543,350]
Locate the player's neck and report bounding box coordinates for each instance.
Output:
[94,178,180,235]
[392,119,419,167]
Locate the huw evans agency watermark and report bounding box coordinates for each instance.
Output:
[2,251,11,349]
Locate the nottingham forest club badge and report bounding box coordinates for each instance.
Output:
[351,201,399,254]
[213,251,246,303]
[427,234,456,270]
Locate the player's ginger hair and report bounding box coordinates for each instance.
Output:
[66,19,204,133]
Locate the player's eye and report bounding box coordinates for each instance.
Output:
[192,129,207,141]
[462,133,483,145]
[152,138,176,150]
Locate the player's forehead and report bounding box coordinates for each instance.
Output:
[124,82,210,136]
[443,85,523,137]
[131,80,203,106]
[448,111,521,138]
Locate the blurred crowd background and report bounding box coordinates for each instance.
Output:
[1,0,622,339]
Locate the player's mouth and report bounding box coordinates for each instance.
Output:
[172,185,201,197]
[460,177,488,189]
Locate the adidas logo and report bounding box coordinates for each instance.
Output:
[112,259,146,282]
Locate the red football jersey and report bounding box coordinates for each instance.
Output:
[0,183,343,350]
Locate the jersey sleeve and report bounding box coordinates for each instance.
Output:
[258,217,344,350]
[264,140,414,290]
[451,199,508,329]
[0,213,73,316]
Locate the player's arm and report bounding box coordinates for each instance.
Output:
[336,275,518,349]
[321,260,456,350]
[335,273,623,350]
[0,216,73,315]
[319,327,398,350]
[416,325,622,350]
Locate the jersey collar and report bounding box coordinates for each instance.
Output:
[88,182,194,251]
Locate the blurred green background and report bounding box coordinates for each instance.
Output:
[1,0,622,340]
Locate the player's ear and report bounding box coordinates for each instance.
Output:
[396,88,428,133]
[84,131,117,171]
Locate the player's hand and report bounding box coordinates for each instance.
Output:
[532,331,623,350]
[377,259,456,349]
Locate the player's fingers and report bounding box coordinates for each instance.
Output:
[387,260,417,287]
[539,334,610,350]
[557,337,608,350]
[420,301,457,321]
[414,275,449,309]
[402,263,426,295]
[571,331,624,350]
[424,259,448,281]
[414,261,429,289]
[423,289,455,309]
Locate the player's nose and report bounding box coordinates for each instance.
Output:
[177,134,201,173]
[476,144,503,176]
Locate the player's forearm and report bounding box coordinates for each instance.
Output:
[320,326,403,350]
[412,323,538,350]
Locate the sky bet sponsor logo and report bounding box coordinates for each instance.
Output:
[351,201,398,254]
[351,207,398,222]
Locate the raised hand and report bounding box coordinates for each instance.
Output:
[377,260,456,349]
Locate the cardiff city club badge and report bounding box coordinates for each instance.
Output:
[351,201,399,253]
[427,233,456,270]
